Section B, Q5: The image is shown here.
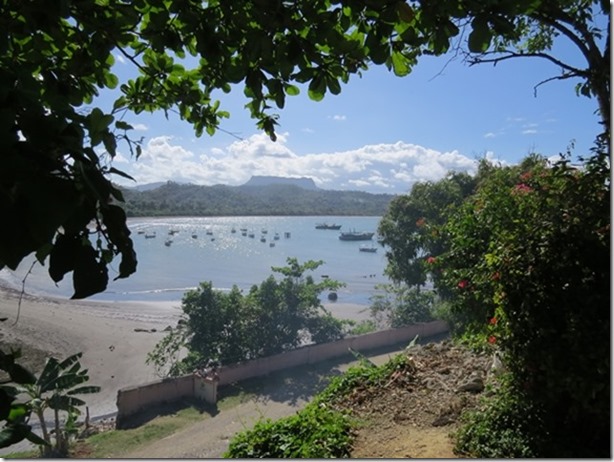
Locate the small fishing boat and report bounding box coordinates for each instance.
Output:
[359,245,378,253]
[315,223,342,230]
[339,230,375,241]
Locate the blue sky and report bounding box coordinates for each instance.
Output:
[104,29,604,195]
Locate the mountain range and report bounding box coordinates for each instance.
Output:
[120,176,395,217]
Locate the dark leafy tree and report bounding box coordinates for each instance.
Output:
[147,258,346,375]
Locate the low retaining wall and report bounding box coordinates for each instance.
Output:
[116,320,448,426]
[217,320,448,385]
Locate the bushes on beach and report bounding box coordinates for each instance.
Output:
[147,258,349,376]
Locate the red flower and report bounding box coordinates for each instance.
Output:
[488,335,496,344]
[489,317,497,325]
[416,217,426,227]
[426,256,436,264]
[457,279,469,289]
[492,271,501,281]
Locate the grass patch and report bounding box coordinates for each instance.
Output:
[2,449,39,459]
[73,401,211,458]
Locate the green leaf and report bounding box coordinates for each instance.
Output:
[468,17,492,53]
[71,245,109,299]
[326,75,342,95]
[391,52,410,77]
[8,364,36,385]
[49,233,80,283]
[67,385,101,395]
[7,404,29,423]
[25,430,48,446]
[115,120,133,131]
[307,74,326,102]
[0,424,30,448]
[284,84,300,96]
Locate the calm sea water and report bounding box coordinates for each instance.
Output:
[1,216,390,306]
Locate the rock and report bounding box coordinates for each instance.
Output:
[457,375,484,393]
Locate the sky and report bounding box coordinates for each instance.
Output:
[102,24,606,195]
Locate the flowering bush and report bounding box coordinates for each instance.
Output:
[440,152,610,457]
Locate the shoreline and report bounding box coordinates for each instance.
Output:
[0,285,372,420]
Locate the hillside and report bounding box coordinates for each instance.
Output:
[119,180,395,217]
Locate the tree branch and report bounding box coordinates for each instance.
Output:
[533,71,578,97]
[467,50,589,78]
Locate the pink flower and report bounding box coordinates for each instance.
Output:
[512,183,533,194]
[426,256,436,264]
[519,171,533,181]
[457,279,469,289]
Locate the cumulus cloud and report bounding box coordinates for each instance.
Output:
[113,134,487,194]
[330,115,347,121]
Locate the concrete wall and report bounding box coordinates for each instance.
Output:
[116,374,193,427]
[217,320,448,385]
[115,320,448,426]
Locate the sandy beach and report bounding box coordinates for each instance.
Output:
[0,284,372,420]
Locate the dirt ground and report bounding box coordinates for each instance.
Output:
[338,340,493,458]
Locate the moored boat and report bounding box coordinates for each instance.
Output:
[339,230,374,241]
[359,245,378,253]
[315,223,342,230]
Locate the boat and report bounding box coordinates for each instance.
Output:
[359,245,378,253]
[284,232,291,238]
[260,236,266,243]
[269,242,275,248]
[273,233,280,241]
[192,234,198,239]
[137,230,145,235]
[144,232,156,239]
[315,223,342,230]
[231,227,237,233]
[339,230,375,241]
[164,239,172,247]
[206,229,213,236]
[168,229,178,235]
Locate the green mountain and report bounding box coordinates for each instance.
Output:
[119,179,395,217]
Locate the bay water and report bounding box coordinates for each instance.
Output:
[2,216,390,306]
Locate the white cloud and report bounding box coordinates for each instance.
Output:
[114,134,488,194]
[522,129,538,135]
[331,115,347,121]
[115,53,126,64]
[132,123,148,131]
[484,132,497,138]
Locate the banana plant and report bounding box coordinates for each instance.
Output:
[0,349,47,449]
[18,352,100,456]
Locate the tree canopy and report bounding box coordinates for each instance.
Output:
[146,258,347,376]
[1,0,609,298]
